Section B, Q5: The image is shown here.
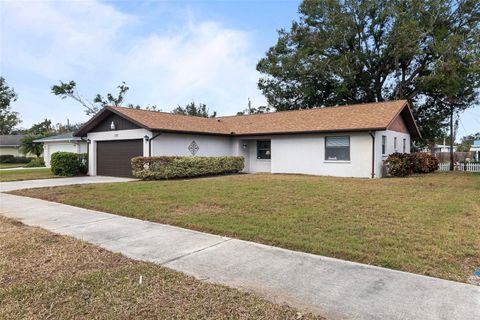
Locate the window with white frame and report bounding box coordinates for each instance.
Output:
[325,136,350,161]
[382,135,387,155]
[257,140,271,159]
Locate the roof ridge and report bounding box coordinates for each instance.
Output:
[217,100,407,119]
[110,100,406,120]
[110,106,219,121]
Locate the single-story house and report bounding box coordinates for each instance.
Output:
[34,132,88,167]
[0,134,30,157]
[74,100,421,178]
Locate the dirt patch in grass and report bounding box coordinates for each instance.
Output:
[0,168,58,182]
[0,217,322,319]
[12,172,480,284]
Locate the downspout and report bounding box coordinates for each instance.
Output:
[148,132,162,157]
[369,131,375,179]
[80,137,90,175]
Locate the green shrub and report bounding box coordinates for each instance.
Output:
[25,157,45,167]
[0,155,15,163]
[0,155,31,163]
[131,156,244,180]
[16,156,32,164]
[51,152,88,176]
[384,153,413,177]
[411,153,439,173]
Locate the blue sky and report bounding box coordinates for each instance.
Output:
[1,0,478,138]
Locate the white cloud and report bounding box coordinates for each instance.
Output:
[0,0,266,128]
[120,20,263,113]
[1,0,133,79]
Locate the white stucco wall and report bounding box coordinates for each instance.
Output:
[270,132,373,178]
[0,146,22,157]
[150,133,232,157]
[43,141,87,167]
[232,137,272,173]
[84,128,410,178]
[374,130,411,177]
[86,128,151,176]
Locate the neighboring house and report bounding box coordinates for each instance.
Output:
[470,140,480,161]
[432,144,457,153]
[34,132,88,167]
[74,100,420,178]
[0,134,27,156]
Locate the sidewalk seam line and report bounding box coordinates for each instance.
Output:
[160,238,232,266]
[51,216,116,231]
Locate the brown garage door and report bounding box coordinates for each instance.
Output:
[97,140,143,177]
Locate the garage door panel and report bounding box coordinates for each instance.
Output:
[97,140,143,177]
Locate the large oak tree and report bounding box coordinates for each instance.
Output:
[257,0,479,154]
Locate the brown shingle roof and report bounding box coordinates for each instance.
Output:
[219,100,413,135]
[76,100,420,137]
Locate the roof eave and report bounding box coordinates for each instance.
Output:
[385,101,421,139]
[231,127,387,137]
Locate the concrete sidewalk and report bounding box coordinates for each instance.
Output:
[1,192,479,320]
[0,166,47,171]
[0,176,135,192]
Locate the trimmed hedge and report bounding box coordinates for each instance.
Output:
[51,152,88,176]
[0,155,31,163]
[25,157,45,168]
[384,152,439,177]
[131,156,244,180]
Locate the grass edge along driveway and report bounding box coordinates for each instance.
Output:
[11,172,480,285]
[0,167,58,182]
[0,216,322,319]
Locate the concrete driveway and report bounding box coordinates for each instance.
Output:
[1,192,478,320]
[0,176,135,192]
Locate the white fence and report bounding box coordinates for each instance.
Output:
[438,162,480,172]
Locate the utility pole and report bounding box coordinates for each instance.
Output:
[449,107,454,171]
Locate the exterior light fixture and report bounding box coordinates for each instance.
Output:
[242,144,248,149]
[110,121,116,130]
[144,135,150,142]
[265,150,271,155]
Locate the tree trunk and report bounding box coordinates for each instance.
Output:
[449,108,454,171]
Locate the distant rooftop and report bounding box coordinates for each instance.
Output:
[0,135,26,147]
[34,132,83,143]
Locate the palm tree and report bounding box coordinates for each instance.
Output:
[20,135,43,157]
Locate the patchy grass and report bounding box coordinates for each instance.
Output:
[0,217,322,319]
[0,168,57,182]
[13,172,480,284]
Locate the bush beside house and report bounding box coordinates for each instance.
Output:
[0,155,32,164]
[385,153,439,177]
[50,152,88,176]
[132,156,244,180]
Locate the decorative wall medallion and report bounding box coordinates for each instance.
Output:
[188,140,199,156]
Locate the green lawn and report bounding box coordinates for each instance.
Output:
[0,168,57,182]
[13,172,480,284]
[0,163,26,169]
[0,217,320,319]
